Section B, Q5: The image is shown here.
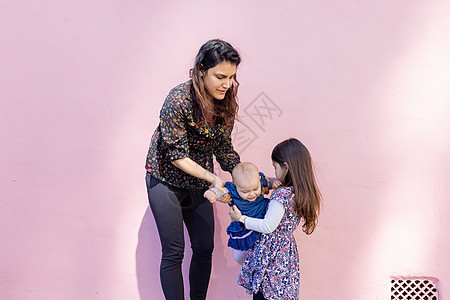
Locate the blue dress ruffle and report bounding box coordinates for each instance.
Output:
[226,172,269,251]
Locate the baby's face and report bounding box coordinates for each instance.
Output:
[235,173,262,202]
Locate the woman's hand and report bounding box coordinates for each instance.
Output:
[172,157,227,191]
[212,176,226,193]
[229,205,243,222]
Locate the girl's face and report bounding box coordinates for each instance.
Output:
[202,61,237,101]
[273,161,288,182]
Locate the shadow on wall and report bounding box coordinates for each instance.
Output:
[136,207,163,299]
[136,206,196,299]
[136,201,242,299]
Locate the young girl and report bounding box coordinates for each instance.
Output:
[229,138,322,300]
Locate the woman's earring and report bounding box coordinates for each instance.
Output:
[199,64,205,77]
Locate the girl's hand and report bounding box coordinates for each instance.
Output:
[229,205,243,222]
[203,190,218,203]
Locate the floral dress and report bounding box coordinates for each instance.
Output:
[237,187,301,300]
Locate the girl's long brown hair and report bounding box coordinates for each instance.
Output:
[272,138,322,234]
[189,39,241,127]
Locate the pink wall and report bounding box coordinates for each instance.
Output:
[1,1,449,299]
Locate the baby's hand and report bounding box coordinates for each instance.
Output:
[272,179,282,188]
[218,193,232,204]
[269,177,282,189]
[204,190,218,203]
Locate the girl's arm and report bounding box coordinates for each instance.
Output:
[229,200,284,234]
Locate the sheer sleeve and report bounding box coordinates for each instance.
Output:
[159,91,189,161]
[213,124,240,172]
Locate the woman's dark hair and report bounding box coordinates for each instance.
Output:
[271,138,322,234]
[189,39,241,127]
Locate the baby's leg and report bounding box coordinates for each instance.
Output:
[232,249,248,265]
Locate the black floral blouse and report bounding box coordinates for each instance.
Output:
[145,81,240,189]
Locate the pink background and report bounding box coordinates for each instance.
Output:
[1,1,450,299]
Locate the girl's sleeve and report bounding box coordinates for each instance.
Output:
[159,92,189,161]
[240,200,285,234]
[213,124,240,172]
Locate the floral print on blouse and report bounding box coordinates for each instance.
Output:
[237,187,301,300]
[145,81,240,189]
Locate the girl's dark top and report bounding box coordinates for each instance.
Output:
[145,81,240,189]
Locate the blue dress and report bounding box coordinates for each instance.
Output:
[226,172,269,251]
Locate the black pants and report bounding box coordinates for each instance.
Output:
[146,173,214,300]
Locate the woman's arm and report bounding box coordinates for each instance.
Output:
[172,157,226,192]
[229,200,284,234]
[158,90,227,192]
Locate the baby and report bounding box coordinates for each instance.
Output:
[204,162,271,264]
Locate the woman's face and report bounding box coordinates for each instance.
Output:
[202,61,237,101]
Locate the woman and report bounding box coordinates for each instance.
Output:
[145,39,241,300]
